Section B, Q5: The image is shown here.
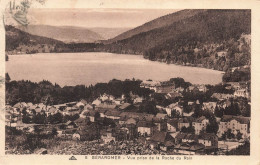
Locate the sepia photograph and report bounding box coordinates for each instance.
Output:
[1,0,258,161]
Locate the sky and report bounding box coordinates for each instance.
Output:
[26,8,180,28]
[3,0,180,28]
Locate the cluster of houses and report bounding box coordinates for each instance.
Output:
[5,79,250,155]
[140,80,175,93]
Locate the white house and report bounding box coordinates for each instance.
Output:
[192,116,209,135]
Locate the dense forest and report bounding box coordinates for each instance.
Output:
[5,78,152,106]
[222,67,251,82]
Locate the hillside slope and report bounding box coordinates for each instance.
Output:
[106,9,207,44]
[104,10,250,54]
[5,25,63,53]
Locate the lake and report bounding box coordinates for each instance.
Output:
[6,52,223,86]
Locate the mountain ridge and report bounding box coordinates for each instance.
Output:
[17,25,105,43]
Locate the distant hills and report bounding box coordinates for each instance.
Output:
[16,25,131,43]
[88,27,131,40]
[17,25,104,43]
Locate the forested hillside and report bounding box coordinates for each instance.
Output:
[106,9,206,43]
[101,10,251,71]
[5,25,63,53]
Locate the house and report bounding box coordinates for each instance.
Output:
[21,102,28,108]
[149,132,175,151]
[99,93,109,102]
[175,87,185,93]
[167,118,179,133]
[156,81,175,93]
[174,142,205,155]
[165,92,183,100]
[186,85,196,92]
[187,84,207,93]
[156,113,168,120]
[119,116,128,125]
[197,85,208,93]
[140,80,161,92]
[125,118,137,125]
[226,82,241,90]
[92,99,102,108]
[202,102,217,113]
[13,102,23,109]
[95,109,106,118]
[53,104,67,111]
[27,102,33,108]
[188,101,194,105]
[65,120,77,129]
[153,117,167,132]
[101,129,116,143]
[192,116,209,135]
[66,107,80,116]
[60,129,76,139]
[166,103,183,117]
[84,104,93,111]
[125,124,138,139]
[99,93,115,102]
[217,115,250,139]
[175,133,199,144]
[79,109,89,118]
[96,103,117,110]
[119,103,133,111]
[137,121,155,136]
[198,133,218,148]
[183,111,194,117]
[76,99,87,108]
[105,110,121,120]
[234,88,249,98]
[211,93,233,101]
[35,107,43,114]
[133,97,143,104]
[217,99,232,109]
[217,51,227,58]
[46,107,57,116]
[85,111,96,122]
[114,98,123,105]
[66,102,77,107]
[140,80,175,93]
[72,132,81,140]
[178,117,194,130]
[74,118,88,127]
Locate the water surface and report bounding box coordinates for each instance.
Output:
[6,52,223,86]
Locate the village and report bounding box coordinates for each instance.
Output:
[5,78,251,155]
